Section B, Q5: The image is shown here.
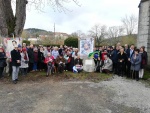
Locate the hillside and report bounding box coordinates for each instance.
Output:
[21,28,53,38]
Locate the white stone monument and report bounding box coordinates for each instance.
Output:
[78,37,95,72]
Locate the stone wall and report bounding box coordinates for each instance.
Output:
[137,1,150,64]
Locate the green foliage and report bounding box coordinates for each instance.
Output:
[22,40,30,45]
[64,36,78,48]
[120,35,137,46]
[104,34,137,46]
[34,44,60,47]
[143,70,150,80]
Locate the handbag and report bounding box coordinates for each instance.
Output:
[25,60,29,64]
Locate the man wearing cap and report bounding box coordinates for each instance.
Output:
[11,45,21,84]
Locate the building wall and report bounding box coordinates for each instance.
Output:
[137,1,150,64]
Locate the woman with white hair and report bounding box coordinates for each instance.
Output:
[52,47,59,60]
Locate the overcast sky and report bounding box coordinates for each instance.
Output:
[24,0,141,34]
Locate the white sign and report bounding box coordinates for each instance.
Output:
[3,38,22,58]
[85,60,93,65]
[83,59,95,72]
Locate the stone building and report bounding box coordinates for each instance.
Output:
[138,0,150,64]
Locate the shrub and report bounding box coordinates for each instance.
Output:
[33,44,60,47]
[22,40,30,45]
[64,36,78,48]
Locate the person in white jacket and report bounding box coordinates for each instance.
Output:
[20,48,29,76]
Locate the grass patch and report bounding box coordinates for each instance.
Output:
[65,71,112,82]
[143,70,150,80]
[1,71,113,83]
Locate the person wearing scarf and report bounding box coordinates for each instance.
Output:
[20,48,29,76]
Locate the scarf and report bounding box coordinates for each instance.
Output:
[24,52,27,60]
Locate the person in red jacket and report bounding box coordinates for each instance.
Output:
[44,52,54,76]
[101,50,108,61]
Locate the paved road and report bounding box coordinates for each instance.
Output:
[0,76,150,113]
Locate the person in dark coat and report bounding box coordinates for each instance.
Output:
[130,49,141,81]
[0,48,7,78]
[67,54,74,71]
[27,44,34,72]
[33,48,38,71]
[126,44,135,78]
[59,45,63,56]
[38,47,45,71]
[117,47,127,77]
[139,46,148,79]
[55,55,66,73]
[111,46,119,74]
[11,45,21,84]
[95,56,104,73]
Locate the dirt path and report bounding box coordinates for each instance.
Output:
[0,76,150,113]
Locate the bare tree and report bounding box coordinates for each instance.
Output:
[107,26,124,45]
[121,14,138,35]
[89,24,107,46]
[71,30,85,38]
[0,0,79,37]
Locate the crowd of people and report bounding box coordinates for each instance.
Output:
[0,42,148,84]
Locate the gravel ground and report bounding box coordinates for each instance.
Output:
[0,75,150,113]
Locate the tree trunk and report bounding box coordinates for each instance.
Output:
[0,0,27,37]
[0,0,15,37]
[15,0,27,37]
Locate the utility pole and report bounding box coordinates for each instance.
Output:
[54,23,56,44]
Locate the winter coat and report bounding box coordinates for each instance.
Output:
[111,49,119,63]
[38,51,45,63]
[74,58,83,66]
[117,52,127,70]
[56,57,65,64]
[0,52,7,67]
[117,52,127,64]
[126,49,134,59]
[20,52,29,68]
[27,48,34,63]
[59,48,63,55]
[103,58,113,71]
[140,51,148,69]
[44,49,51,58]
[131,54,142,71]
[52,50,59,59]
[44,56,54,64]
[11,49,21,66]
[33,52,38,62]
[101,52,108,61]
[67,56,74,71]
[96,60,104,67]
